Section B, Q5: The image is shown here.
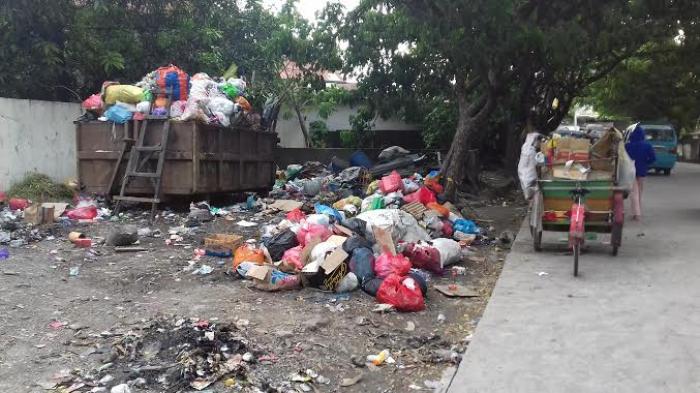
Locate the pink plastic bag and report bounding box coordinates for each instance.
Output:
[402,242,441,272]
[374,252,411,278]
[376,274,425,312]
[281,245,304,270]
[82,94,103,111]
[66,205,97,220]
[379,171,403,194]
[286,208,306,222]
[296,223,332,246]
[403,187,437,205]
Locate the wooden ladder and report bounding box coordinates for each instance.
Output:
[113,116,170,221]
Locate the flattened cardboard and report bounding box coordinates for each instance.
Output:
[247,264,272,281]
[325,235,348,247]
[320,247,349,275]
[270,199,304,212]
[434,284,480,298]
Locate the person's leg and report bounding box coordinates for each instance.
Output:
[637,177,645,217]
[630,177,642,220]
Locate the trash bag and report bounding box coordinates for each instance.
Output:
[286,208,306,222]
[426,202,449,217]
[66,205,98,220]
[235,96,252,112]
[383,191,404,208]
[366,180,380,195]
[343,235,373,254]
[208,96,235,116]
[305,214,331,227]
[376,274,425,312]
[617,139,636,192]
[233,243,266,269]
[104,85,144,105]
[424,178,444,194]
[442,219,454,238]
[374,252,411,279]
[350,151,373,168]
[379,171,403,194]
[104,105,132,124]
[333,196,362,211]
[378,146,410,161]
[357,209,431,244]
[361,195,385,213]
[296,223,332,246]
[315,203,343,223]
[432,238,462,267]
[336,272,359,293]
[518,132,541,200]
[310,240,340,265]
[403,187,437,205]
[453,219,480,235]
[82,94,103,112]
[281,245,304,270]
[155,64,190,102]
[263,229,299,261]
[257,269,301,291]
[362,277,384,296]
[350,247,375,283]
[408,269,429,296]
[402,242,441,272]
[343,217,367,237]
[402,178,420,193]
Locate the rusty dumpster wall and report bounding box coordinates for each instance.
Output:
[77,121,277,196]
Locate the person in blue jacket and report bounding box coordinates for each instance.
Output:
[625,124,656,220]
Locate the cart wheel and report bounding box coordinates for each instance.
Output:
[573,243,580,277]
[533,229,542,252]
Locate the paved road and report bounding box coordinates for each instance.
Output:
[448,163,700,393]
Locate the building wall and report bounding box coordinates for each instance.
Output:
[275,104,420,147]
[0,98,81,188]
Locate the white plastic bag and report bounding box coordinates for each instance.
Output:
[432,238,462,267]
[357,209,431,243]
[617,142,636,192]
[518,132,541,200]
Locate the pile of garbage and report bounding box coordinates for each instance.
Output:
[227,147,484,313]
[80,64,269,129]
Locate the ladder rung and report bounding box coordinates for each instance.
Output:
[128,172,160,178]
[112,196,161,203]
[135,146,162,152]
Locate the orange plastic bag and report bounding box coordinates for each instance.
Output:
[424,178,444,194]
[235,96,252,112]
[426,202,449,217]
[232,243,265,269]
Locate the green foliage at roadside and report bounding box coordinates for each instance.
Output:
[8,173,74,201]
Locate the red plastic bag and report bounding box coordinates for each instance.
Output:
[296,223,332,246]
[9,198,29,211]
[374,252,411,278]
[403,187,437,205]
[233,243,266,269]
[379,171,403,194]
[424,178,444,194]
[281,245,304,270]
[82,94,103,112]
[286,208,306,222]
[441,219,454,238]
[66,205,97,220]
[376,274,425,312]
[402,242,441,272]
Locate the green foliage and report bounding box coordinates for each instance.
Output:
[423,100,458,148]
[309,120,330,148]
[8,173,73,201]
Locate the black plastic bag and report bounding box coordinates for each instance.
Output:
[350,247,375,284]
[342,235,373,254]
[361,277,384,296]
[263,229,299,261]
[343,218,367,237]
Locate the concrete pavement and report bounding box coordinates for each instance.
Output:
[448,162,700,393]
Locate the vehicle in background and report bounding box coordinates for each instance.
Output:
[584,122,614,142]
[624,122,678,175]
[554,125,587,139]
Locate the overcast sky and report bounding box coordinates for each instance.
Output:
[263,0,360,21]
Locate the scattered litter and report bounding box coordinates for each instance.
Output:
[236,220,258,227]
[434,284,480,298]
[538,271,549,277]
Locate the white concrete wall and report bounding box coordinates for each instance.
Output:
[276,104,420,147]
[0,98,81,188]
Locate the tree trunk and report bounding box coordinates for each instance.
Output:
[441,84,495,199]
[293,104,310,147]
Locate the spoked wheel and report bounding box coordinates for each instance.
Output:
[573,243,580,277]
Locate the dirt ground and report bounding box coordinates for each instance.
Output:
[0,197,526,393]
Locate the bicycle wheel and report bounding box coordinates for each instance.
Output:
[573,243,580,277]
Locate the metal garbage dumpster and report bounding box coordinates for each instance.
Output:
[76,120,278,196]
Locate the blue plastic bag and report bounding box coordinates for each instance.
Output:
[314,203,343,222]
[453,219,480,234]
[104,105,132,124]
